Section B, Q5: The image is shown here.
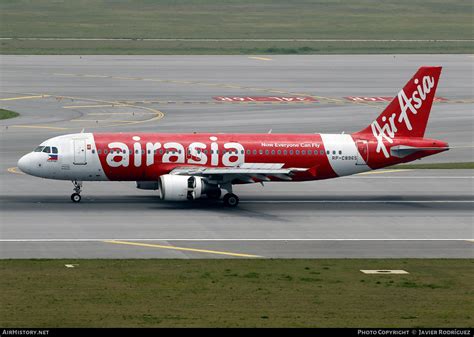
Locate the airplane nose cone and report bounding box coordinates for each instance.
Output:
[17,153,33,174]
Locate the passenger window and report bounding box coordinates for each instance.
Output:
[159,149,163,154]
[42,146,51,153]
[289,150,293,155]
[302,150,306,155]
[277,150,281,155]
[92,149,95,154]
[283,150,287,155]
[271,150,275,155]
[259,150,263,155]
[339,150,342,155]
[296,150,300,155]
[333,150,336,155]
[265,150,269,155]
[320,150,324,155]
[104,149,108,154]
[97,149,101,154]
[253,150,257,155]
[246,150,251,155]
[327,150,330,155]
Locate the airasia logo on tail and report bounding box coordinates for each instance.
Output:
[371,75,436,158]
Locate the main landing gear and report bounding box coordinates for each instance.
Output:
[221,183,239,207]
[71,180,82,203]
[223,193,239,207]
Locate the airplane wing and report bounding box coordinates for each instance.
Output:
[169,163,307,182]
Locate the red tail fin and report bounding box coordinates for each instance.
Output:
[357,66,442,139]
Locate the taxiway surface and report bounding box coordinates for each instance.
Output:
[1,55,472,258]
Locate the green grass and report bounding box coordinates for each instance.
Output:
[391,162,474,169]
[0,0,473,54]
[1,259,472,327]
[0,108,19,119]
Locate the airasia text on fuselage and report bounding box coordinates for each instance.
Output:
[104,136,245,168]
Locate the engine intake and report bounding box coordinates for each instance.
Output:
[159,174,213,201]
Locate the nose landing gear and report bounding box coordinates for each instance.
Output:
[71,180,83,203]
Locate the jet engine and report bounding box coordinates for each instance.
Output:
[158,174,219,201]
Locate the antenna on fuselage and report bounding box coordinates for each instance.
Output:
[268,129,272,134]
[80,128,85,133]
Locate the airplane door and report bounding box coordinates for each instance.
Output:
[356,140,369,165]
[73,139,87,165]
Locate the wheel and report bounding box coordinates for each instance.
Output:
[71,193,81,203]
[207,188,222,200]
[223,193,239,207]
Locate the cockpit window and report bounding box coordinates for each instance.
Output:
[34,146,45,152]
[52,147,58,154]
[42,146,51,153]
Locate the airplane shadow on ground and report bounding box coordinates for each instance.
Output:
[0,194,471,212]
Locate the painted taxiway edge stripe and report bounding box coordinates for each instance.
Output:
[9,125,69,130]
[7,167,24,175]
[248,56,272,61]
[103,240,262,258]
[357,169,413,175]
[240,200,474,203]
[0,95,49,101]
[63,104,121,109]
[1,239,471,242]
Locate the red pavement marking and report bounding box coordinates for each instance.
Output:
[213,96,318,102]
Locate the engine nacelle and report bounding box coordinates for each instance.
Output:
[158,174,205,201]
[136,181,159,190]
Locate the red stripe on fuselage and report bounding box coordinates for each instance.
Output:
[93,133,338,182]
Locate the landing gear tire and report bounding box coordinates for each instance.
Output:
[207,189,222,200]
[71,193,81,203]
[223,193,239,207]
[71,180,83,203]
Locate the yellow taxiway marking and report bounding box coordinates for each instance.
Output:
[9,125,69,130]
[0,95,49,101]
[82,75,108,78]
[104,240,262,258]
[357,169,413,175]
[249,56,273,61]
[70,119,141,123]
[86,112,156,115]
[63,104,122,109]
[7,167,25,175]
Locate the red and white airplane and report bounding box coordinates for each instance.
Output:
[18,66,448,207]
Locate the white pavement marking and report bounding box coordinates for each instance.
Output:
[241,200,473,204]
[347,176,473,179]
[65,264,78,268]
[360,270,409,274]
[0,239,471,242]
